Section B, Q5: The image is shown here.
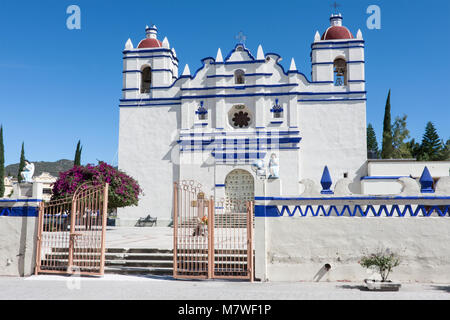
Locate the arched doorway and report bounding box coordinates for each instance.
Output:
[225,169,254,213]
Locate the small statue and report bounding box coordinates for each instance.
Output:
[20,160,35,183]
[268,153,279,179]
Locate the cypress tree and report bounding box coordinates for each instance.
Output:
[366,123,379,159]
[17,142,26,183]
[0,126,5,197]
[74,140,82,166]
[381,90,394,159]
[419,122,443,161]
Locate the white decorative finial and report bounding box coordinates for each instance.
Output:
[124,38,134,50]
[256,45,264,60]
[215,48,223,62]
[162,37,170,48]
[314,31,321,42]
[289,58,297,71]
[182,64,191,76]
[356,29,363,40]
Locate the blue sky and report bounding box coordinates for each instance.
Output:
[0,0,449,166]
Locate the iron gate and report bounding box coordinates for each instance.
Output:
[173,181,254,281]
[35,183,109,276]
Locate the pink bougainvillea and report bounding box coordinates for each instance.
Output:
[52,161,142,210]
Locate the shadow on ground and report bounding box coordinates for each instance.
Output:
[431,285,450,293]
[336,284,370,291]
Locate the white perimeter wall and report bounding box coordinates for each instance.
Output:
[0,217,38,276]
[258,216,450,283]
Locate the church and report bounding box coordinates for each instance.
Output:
[116,13,444,226]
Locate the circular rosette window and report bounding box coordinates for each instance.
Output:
[229,105,252,128]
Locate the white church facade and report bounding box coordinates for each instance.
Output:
[117,14,447,226]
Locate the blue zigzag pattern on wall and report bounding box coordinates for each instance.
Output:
[256,204,450,217]
[0,206,39,217]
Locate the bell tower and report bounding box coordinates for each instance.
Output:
[122,24,179,100]
[311,13,365,91]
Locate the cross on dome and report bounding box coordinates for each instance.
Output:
[235,31,247,45]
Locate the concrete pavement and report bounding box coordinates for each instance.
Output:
[0,275,448,300]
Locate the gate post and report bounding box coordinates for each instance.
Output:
[173,182,178,278]
[68,193,77,272]
[99,183,109,275]
[34,201,44,275]
[247,201,254,282]
[208,196,214,279]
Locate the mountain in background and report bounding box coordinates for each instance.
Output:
[5,159,74,178]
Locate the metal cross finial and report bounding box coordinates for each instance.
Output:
[331,1,340,14]
[235,31,247,45]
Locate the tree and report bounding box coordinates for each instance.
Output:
[441,139,450,160]
[52,161,142,211]
[366,123,380,159]
[17,142,26,183]
[74,140,82,166]
[381,90,394,159]
[406,138,422,160]
[391,115,412,159]
[0,126,4,198]
[418,122,443,161]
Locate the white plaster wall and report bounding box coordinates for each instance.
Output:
[368,161,450,177]
[362,179,404,195]
[299,101,367,193]
[262,216,450,283]
[0,216,38,276]
[118,106,180,226]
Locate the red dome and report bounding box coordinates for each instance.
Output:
[321,26,354,40]
[137,38,162,49]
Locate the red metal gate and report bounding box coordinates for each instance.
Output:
[173,181,254,281]
[35,183,109,276]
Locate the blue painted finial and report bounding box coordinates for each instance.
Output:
[420,166,434,193]
[321,166,334,194]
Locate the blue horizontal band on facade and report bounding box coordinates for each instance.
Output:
[311,81,334,84]
[122,88,139,91]
[180,83,297,91]
[299,98,367,102]
[120,102,182,107]
[122,48,179,60]
[360,176,409,180]
[0,206,39,217]
[270,121,283,124]
[123,69,174,74]
[120,90,366,103]
[254,204,450,218]
[348,80,366,83]
[194,123,208,126]
[211,152,266,160]
[215,184,226,187]
[211,59,266,65]
[312,61,365,65]
[311,46,365,51]
[178,137,301,146]
[181,146,300,152]
[179,130,300,137]
[207,74,234,78]
[311,40,365,47]
[0,199,42,203]
[245,73,273,76]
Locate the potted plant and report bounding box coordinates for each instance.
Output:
[359,248,402,291]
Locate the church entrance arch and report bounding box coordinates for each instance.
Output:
[225,169,254,213]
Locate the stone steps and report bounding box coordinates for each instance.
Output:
[104,248,174,276]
